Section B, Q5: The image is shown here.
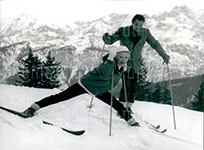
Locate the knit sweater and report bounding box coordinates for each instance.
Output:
[80,59,123,96]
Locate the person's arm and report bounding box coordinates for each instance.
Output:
[102,28,122,45]
[146,29,170,64]
[99,60,114,78]
[99,49,117,78]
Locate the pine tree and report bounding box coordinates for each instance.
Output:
[160,83,171,104]
[16,48,42,87]
[41,51,62,88]
[150,82,171,104]
[152,83,162,103]
[193,74,204,112]
[16,49,61,89]
[135,59,152,101]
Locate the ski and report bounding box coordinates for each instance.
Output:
[0,106,27,118]
[152,124,160,129]
[0,106,85,136]
[149,126,167,133]
[141,120,167,133]
[43,121,85,136]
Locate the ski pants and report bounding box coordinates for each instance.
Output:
[119,67,138,103]
[35,83,133,121]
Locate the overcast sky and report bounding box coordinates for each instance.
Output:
[1,0,204,25]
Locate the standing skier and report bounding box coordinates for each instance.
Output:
[22,46,139,126]
[102,14,170,113]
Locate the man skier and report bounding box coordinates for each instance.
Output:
[22,46,139,126]
[102,14,170,113]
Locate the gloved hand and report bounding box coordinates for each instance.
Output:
[102,33,112,44]
[107,50,117,61]
[163,54,170,64]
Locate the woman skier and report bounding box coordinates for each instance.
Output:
[22,45,139,126]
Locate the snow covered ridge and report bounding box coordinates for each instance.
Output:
[0,5,204,85]
[0,84,203,150]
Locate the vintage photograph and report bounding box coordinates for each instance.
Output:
[0,0,203,150]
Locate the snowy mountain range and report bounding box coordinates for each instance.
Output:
[0,5,204,87]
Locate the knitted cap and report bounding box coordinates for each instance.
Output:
[113,46,130,54]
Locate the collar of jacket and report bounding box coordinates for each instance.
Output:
[102,55,124,74]
[113,58,124,74]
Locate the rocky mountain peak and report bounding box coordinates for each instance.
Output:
[0,5,204,86]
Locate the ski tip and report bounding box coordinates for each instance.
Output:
[77,130,85,136]
[42,120,53,125]
[156,125,160,129]
[61,128,85,136]
[161,129,167,133]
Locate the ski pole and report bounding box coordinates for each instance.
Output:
[109,60,115,136]
[167,64,177,129]
[122,72,128,109]
[100,43,106,64]
[88,96,94,109]
[88,43,106,109]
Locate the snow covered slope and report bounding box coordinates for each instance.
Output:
[0,84,203,150]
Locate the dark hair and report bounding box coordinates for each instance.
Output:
[131,14,145,24]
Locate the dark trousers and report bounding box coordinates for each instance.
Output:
[35,83,132,121]
[119,67,138,103]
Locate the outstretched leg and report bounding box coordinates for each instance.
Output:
[96,92,139,126]
[35,83,87,108]
[22,83,87,117]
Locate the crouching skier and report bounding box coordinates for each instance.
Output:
[22,45,139,126]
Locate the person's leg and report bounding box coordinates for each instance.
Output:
[126,102,134,114]
[127,70,138,114]
[96,92,139,126]
[35,83,87,108]
[22,83,87,117]
[119,68,137,109]
[120,102,126,107]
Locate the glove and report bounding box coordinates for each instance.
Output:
[107,51,116,61]
[107,47,119,61]
[102,33,112,44]
[163,54,170,64]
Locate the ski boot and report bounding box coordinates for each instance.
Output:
[22,103,40,118]
[127,117,140,127]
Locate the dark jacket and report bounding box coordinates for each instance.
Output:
[80,59,123,95]
[103,26,168,72]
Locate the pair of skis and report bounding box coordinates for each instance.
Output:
[0,105,167,136]
[0,106,85,136]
